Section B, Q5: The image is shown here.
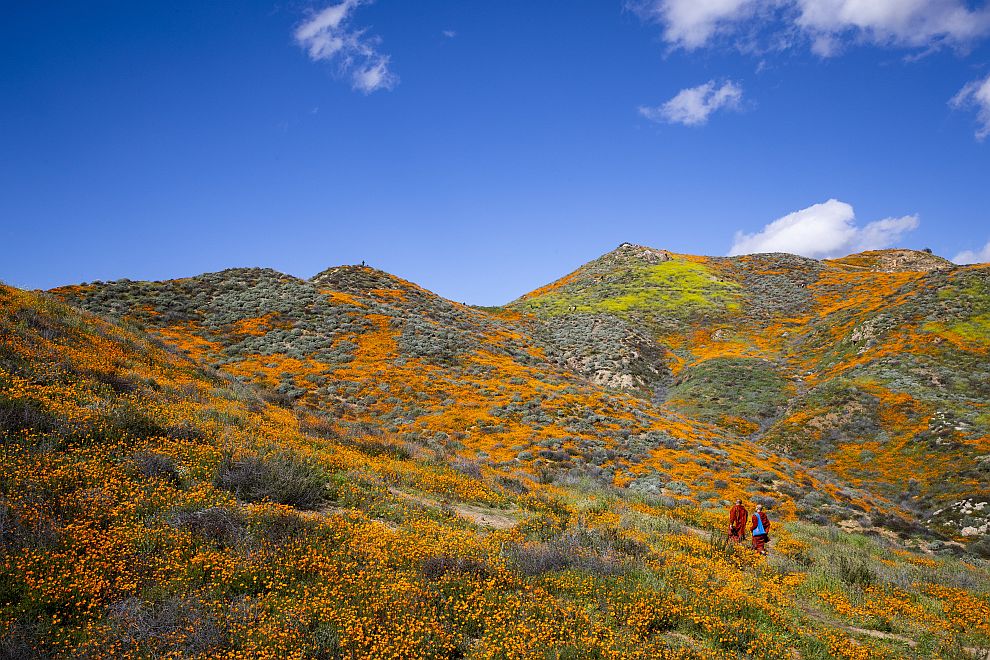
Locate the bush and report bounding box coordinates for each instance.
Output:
[132,451,181,486]
[351,439,412,460]
[705,526,737,561]
[0,395,56,436]
[88,368,141,394]
[109,596,228,656]
[258,387,298,409]
[496,474,529,495]
[421,555,490,580]
[967,537,990,560]
[869,511,928,538]
[214,451,327,510]
[164,421,206,442]
[254,509,314,545]
[306,622,343,658]
[171,506,245,549]
[507,525,647,577]
[835,555,876,587]
[106,401,167,439]
[450,458,482,479]
[300,414,339,439]
[752,495,779,508]
[506,540,573,576]
[0,500,57,552]
[0,618,43,660]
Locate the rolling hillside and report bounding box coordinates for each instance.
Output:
[51,262,891,528]
[52,246,990,545]
[509,244,990,541]
[2,244,988,656]
[0,279,988,657]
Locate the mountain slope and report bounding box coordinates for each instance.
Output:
[48,244,990,544]
[53,265,870,526]
[4,282,990,658]
[508,244,989,541]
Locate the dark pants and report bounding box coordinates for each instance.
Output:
[752,533,769,554]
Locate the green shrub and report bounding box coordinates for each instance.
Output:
[0,395,56,436]
[109,596,228,656]
[171,506,245,549]
[106,401,167,439]
[214,451,327,510]
[420,555,491,580]
[835,555,876,587]
[507,524,647,577]
[132,451,181,485]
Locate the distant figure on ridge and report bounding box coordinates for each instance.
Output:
[750,504,771,555]
[728,499,748,543]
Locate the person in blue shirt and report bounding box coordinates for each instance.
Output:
[750,504,771,555]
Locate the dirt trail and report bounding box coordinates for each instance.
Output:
[299,504,400,530]
[387,486,520,529]
[797,602,943,654]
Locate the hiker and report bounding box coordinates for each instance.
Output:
[728,499,748,543]
[750,504,771,555]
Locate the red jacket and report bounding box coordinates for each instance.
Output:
[729,504,748,530]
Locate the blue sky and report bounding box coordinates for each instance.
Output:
[2,1,990,304]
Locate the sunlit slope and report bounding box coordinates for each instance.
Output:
[511,244,989,539]
[52,267,870,524]
[0,284,532,655]
[4,283,990,658]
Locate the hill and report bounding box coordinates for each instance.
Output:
[3,280,990,657]
[52,245,989,544]
[52,264,884,525]
[508,244,989,541]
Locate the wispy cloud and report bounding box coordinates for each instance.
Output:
[953,239,990,264]
[294,0,397,93]
[728,199,919,258]
[795,0,990,55]
[639,80,743,126]
[628,0,990,55]
[442,29,457,38]
[950,72,990,141]
[628,0,758,50]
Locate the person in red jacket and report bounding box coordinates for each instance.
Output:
[750,504,771,555]
[728,499,748,543]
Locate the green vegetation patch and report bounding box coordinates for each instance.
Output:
[924,275,990,346]
[946,313,990,343]
[663,357,792,428]
[522,259,741,320]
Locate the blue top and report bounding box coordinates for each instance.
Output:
[753,513,766,536]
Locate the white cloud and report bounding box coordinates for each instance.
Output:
[629,0,990,54]
[639,80,743,126]
[442,30,457,38]
[795,0,990,52]
[628,0,757,49]
[953,239,990,264]
[950,73,990,140]
[294,0,397,93]
[728,199,920,258]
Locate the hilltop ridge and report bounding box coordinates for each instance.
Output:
[827,248,955,272]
